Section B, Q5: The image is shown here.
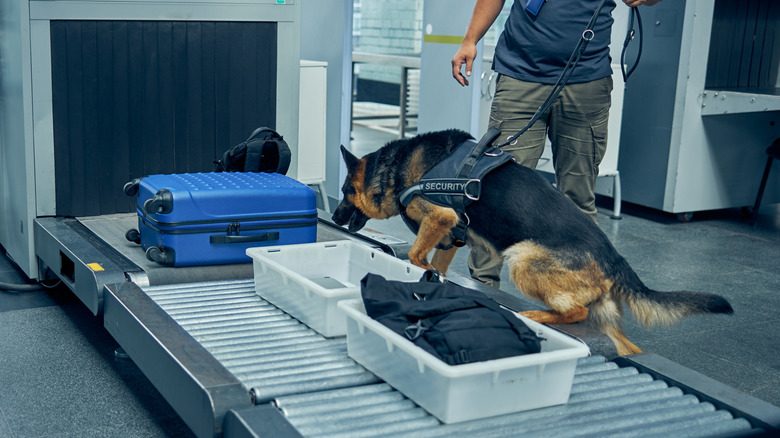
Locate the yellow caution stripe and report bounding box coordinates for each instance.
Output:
[423,34,464,45]
[87,263,105,272]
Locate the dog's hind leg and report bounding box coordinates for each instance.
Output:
[520,307,589,324]
[430,247,458,274]
[404,200,459,269]
[504,241,604,324]
[588,291,643,356]
[603,327,643,356]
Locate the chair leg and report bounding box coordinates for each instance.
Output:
[317,182,330,213]
[308,182,330,213]
[749,156,774,225]
[610,173,622,220]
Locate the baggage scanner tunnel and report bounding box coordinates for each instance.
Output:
[41,18,280,308]
[1,0,301,294]
[3,1,301,315]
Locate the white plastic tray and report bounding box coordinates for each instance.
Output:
[247,241,426,337]
[338,298,590,423]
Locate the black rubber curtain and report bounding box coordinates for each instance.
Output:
[50,20,278,216]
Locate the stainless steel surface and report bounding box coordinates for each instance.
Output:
[103,281,252,438]
[142,279,379,405]
[34,217,131,315]
[701,88,780,116]
[274,355,759,438]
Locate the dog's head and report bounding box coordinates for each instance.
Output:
[332,145,371,232]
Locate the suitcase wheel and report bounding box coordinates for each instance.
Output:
[144,189,174,214]
[123,178,141,197]
[125,229,141,244]
[146,246,175,266]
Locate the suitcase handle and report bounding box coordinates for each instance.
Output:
[210,231,280,244]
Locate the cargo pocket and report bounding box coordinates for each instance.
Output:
[590,113,609,169]
[589,77,612,168]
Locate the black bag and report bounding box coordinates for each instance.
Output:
[214,127,292,174]
[360,271,543,365]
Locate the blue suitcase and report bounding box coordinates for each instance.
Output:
[126,172,317,267]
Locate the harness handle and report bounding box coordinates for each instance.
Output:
[457,127,502,179]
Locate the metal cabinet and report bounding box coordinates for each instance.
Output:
[618,0,780,216]
[298,60,330,210]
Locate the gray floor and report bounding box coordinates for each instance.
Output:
[0,259,194,437]
[0,120,778,437]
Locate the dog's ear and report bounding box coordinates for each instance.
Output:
[340,145,359,168]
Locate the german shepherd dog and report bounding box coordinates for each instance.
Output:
[332,129,733,356]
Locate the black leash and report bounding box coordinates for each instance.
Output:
[621,6,643,82]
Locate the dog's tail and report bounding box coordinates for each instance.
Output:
[587,262,734,355]
[613,263,733,327]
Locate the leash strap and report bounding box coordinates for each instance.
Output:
[621,7,643,82]
[495,0,608,148]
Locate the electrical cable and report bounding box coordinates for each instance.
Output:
[0,281,44,292]
[0,250,61,292]
[40,278,63,289]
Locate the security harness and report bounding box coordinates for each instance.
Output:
[398,128,510,249]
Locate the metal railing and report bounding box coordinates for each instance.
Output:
[351,51,420,138]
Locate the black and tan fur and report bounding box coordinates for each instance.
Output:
[332,129,733,355]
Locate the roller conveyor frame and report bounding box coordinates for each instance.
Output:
[103,281,253,437]
[32,213,780,437]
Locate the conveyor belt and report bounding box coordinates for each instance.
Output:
[141,279,379,403]
[275,357,756,437]
[39,211,780,437]
[126,279,764,438]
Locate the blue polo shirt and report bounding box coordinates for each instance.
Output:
[493,0,616,84]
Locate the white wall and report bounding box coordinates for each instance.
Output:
[0,0,36,276]
[300,0,353,203]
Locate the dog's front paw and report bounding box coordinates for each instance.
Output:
[410,259,430,269]
[407,253,430,269]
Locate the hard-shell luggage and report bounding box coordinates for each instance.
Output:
[125,172,317,267]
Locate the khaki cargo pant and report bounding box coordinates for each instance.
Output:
[468,74,612,287]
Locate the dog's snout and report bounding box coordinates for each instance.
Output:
[331,201,353,226]
[331,212,346,225]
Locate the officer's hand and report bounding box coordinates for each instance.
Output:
[452,44,477,87]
